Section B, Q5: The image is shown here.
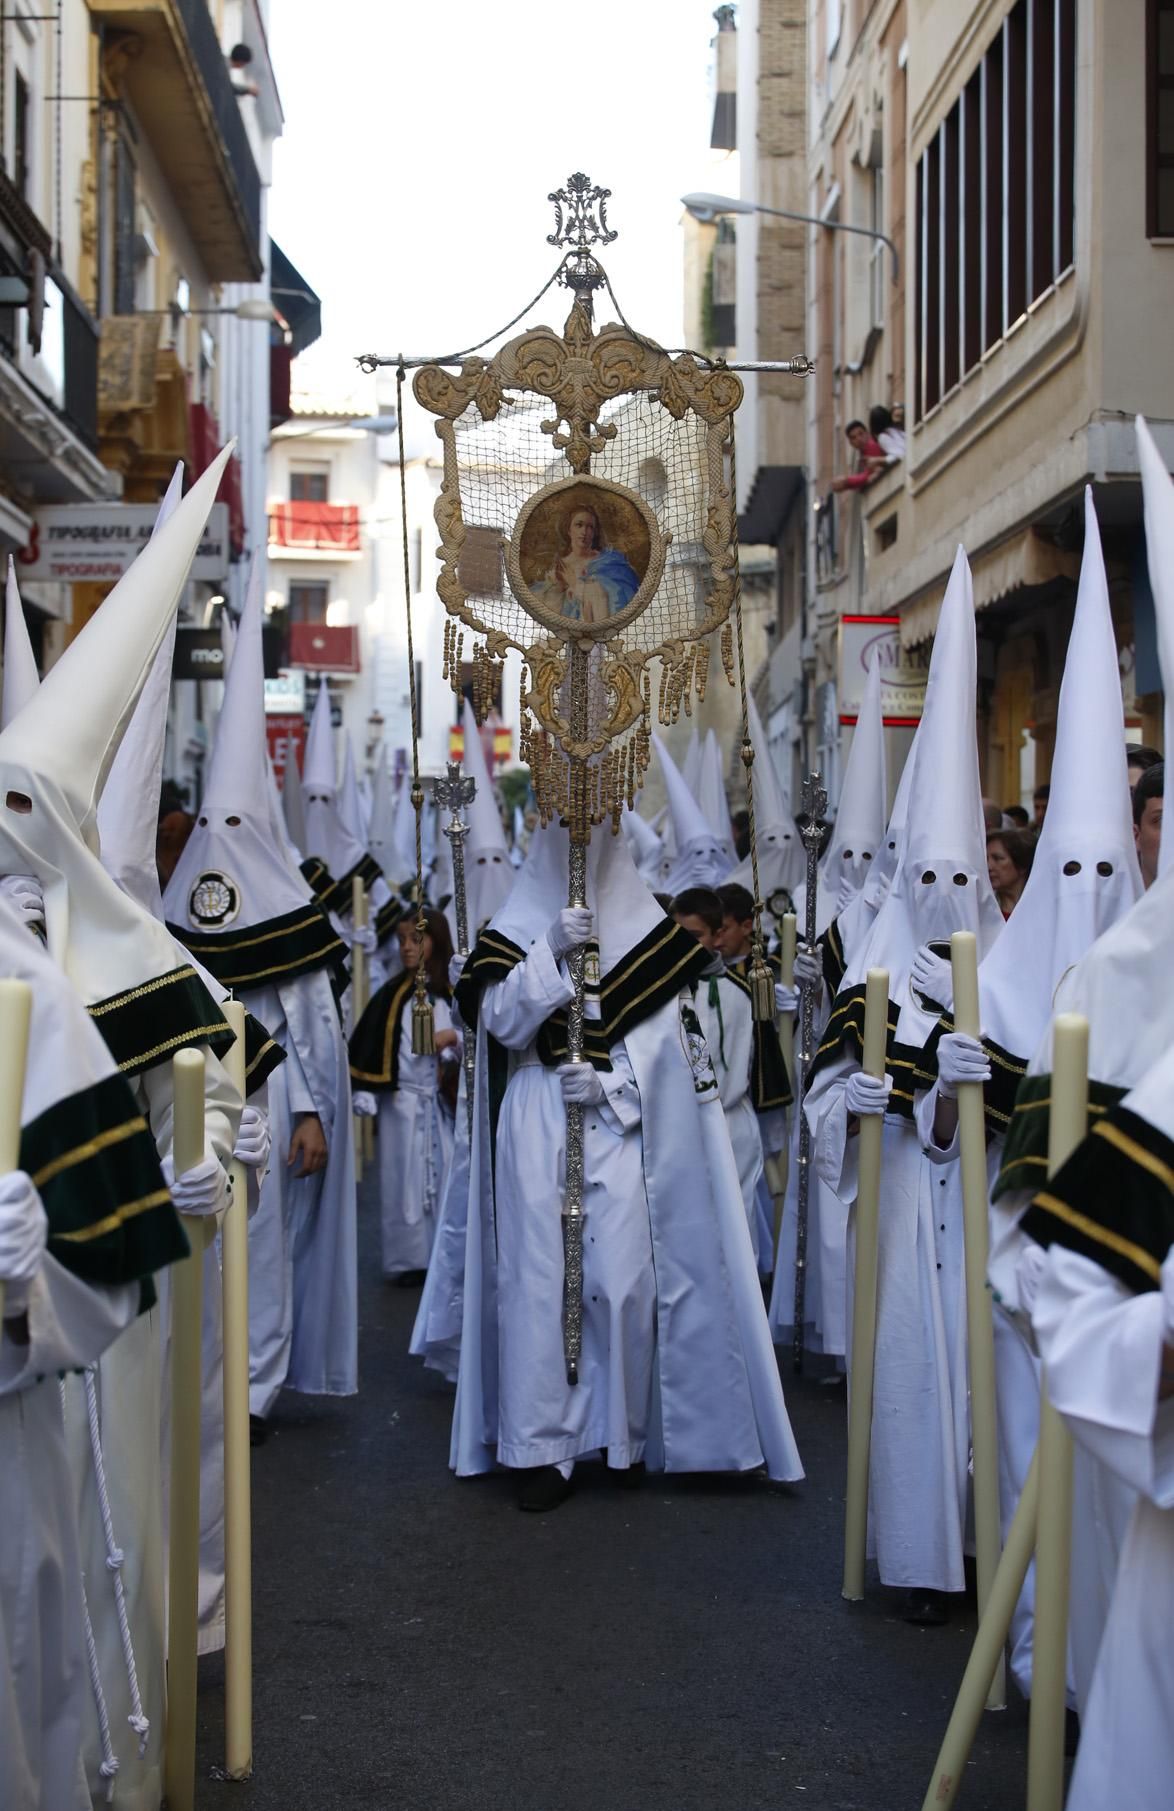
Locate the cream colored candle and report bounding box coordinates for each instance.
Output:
[165,1046,207,1811]
[351,878,368,1178]
[950,929,1004,1709]
[0,979,32,1324]
[220,1002,252,1779]
[842,966,889,1601]
[779,912,797,987]
[1027,1013,1088,1811]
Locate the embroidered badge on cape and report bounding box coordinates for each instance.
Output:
[680,1000,718,1099]
[189,871,241,928]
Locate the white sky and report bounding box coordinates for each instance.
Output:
[267,0,730,395]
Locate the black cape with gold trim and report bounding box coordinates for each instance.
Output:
[349,970,451,1092]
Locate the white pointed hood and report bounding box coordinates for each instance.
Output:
[1137,416,1174,878]
[96,461,185,917]
[0,447,233,1004]
[699,728,737,864]
[806,651,888,935]
[2,559,39,728]
[302,683,367,879]
[164,549,315,935]
[461,699,513,928]
[976,490,1142,1061]
[338,735,367,848]
[622,806,665,890]
[282,735,308,858]
[681,728,702,797]
[843,546,1002,1043]
[655,731,731,891]
[389,771,419,889]
[725,693,806,909]
[489,819,662,976]
[367,748,396,878]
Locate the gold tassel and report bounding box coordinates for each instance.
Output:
[748,950,775,1023]
[411,990,436,1056]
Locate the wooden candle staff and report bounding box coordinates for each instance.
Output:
[220,1002,252,1779]
[950,930,1004,1710]
[165,1046,208,1811]
[842,966,890,1602]
[351,877,369,1177]
[0,978,33,1323]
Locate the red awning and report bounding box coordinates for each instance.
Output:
[269,500,360,554]
[287,623,360,673]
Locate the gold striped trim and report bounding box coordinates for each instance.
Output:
[31,1115,149,1189]
[89,966,200,1015]
[245,1036,280,1081]
[208,950,339,987]
[116,1024,230,1074]
[54,1186,175,1244]
[183,913,326,954]
[1093,1119,1174,1194]
[1030,1189,1162,1285]
[611,940,705,1024]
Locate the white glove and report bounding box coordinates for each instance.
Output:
[911,946,953,1012]
[844,1070,893,1118]
[233,1104,271,1170]
[448,952,467,989]
[351,923,377,955]
[353,1090,378,1119]
[0,873,44,931]
[547,907,593,960]
[0,1170,47,1309]
[936,1031,991,1099]
[1161,1245,1174,1343]
[793,946,823,990]
[774,981,799,1015]
[557,1061,605,1106]
[1018,1243,1049,1321]
[162,1153,229,1218]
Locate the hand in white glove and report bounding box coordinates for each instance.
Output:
[1161,1245,1174,1343]
[0,1170,47,1310]
[353,1090,378,1119]
[793,946,823,990]
[911,945,954,1012]
[233,1104,271,1170]
[448,951,467,989]
[774,981,799,1015]
[351,923,377,955]
[844,1070,893,1118]
[1018,1243,1049,1321]
[557,1061,605,1106]
[547,907,593,960]
[936,1031,991,1099]
[162,1153,229,1218]
[0,873,45,932]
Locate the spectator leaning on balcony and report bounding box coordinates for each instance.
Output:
[828,421,888,494]
[869,405,907,462]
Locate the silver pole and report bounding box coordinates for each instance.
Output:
[792,769,828,1376]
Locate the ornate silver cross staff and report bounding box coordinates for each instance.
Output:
[434,760,477,1140]
[793,768,828,1376]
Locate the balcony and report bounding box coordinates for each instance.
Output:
[89,0,262,281]
[268,500,362,559]
[287,623,361,674]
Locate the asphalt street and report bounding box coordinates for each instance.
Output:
[194,1175,1031,1811]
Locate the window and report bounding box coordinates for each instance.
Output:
[288,582,329,624]
[13,73,30,199]
[290,469,329,502]
[113,134,137,316]
[914,0,1077,421]
[1149,0,1174,237]
[708,218,736,351]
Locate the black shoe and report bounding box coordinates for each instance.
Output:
[1065,1708,1081,1758]
[393,1269,428,1289]
[249,1415,269,1448]
[517,1466,574,1513]
[903,1588,949,1626]
[609,1461,645,1489]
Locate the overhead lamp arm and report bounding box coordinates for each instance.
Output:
[681,192,899,285]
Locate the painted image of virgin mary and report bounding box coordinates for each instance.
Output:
[535,503,641,625]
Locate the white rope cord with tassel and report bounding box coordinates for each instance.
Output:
[62,1379,119,1802]
[82,1364,151,1753]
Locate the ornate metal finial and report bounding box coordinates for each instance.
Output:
[433,761,476,821]
[798,770,828,849]
[547,173,618,253]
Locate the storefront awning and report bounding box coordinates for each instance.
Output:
[270,239,321,357]
[899,528,1081,647]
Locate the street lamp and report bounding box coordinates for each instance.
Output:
[133,298,279,325]
[681,190,899,285]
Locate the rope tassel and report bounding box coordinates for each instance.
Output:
[411,992,436,1056]
[748,950,775,1023]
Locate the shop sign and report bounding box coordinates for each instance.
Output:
[18,503,231,583]
[837,615,929,724]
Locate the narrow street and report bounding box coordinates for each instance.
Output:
[194,1176,1030,1811]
